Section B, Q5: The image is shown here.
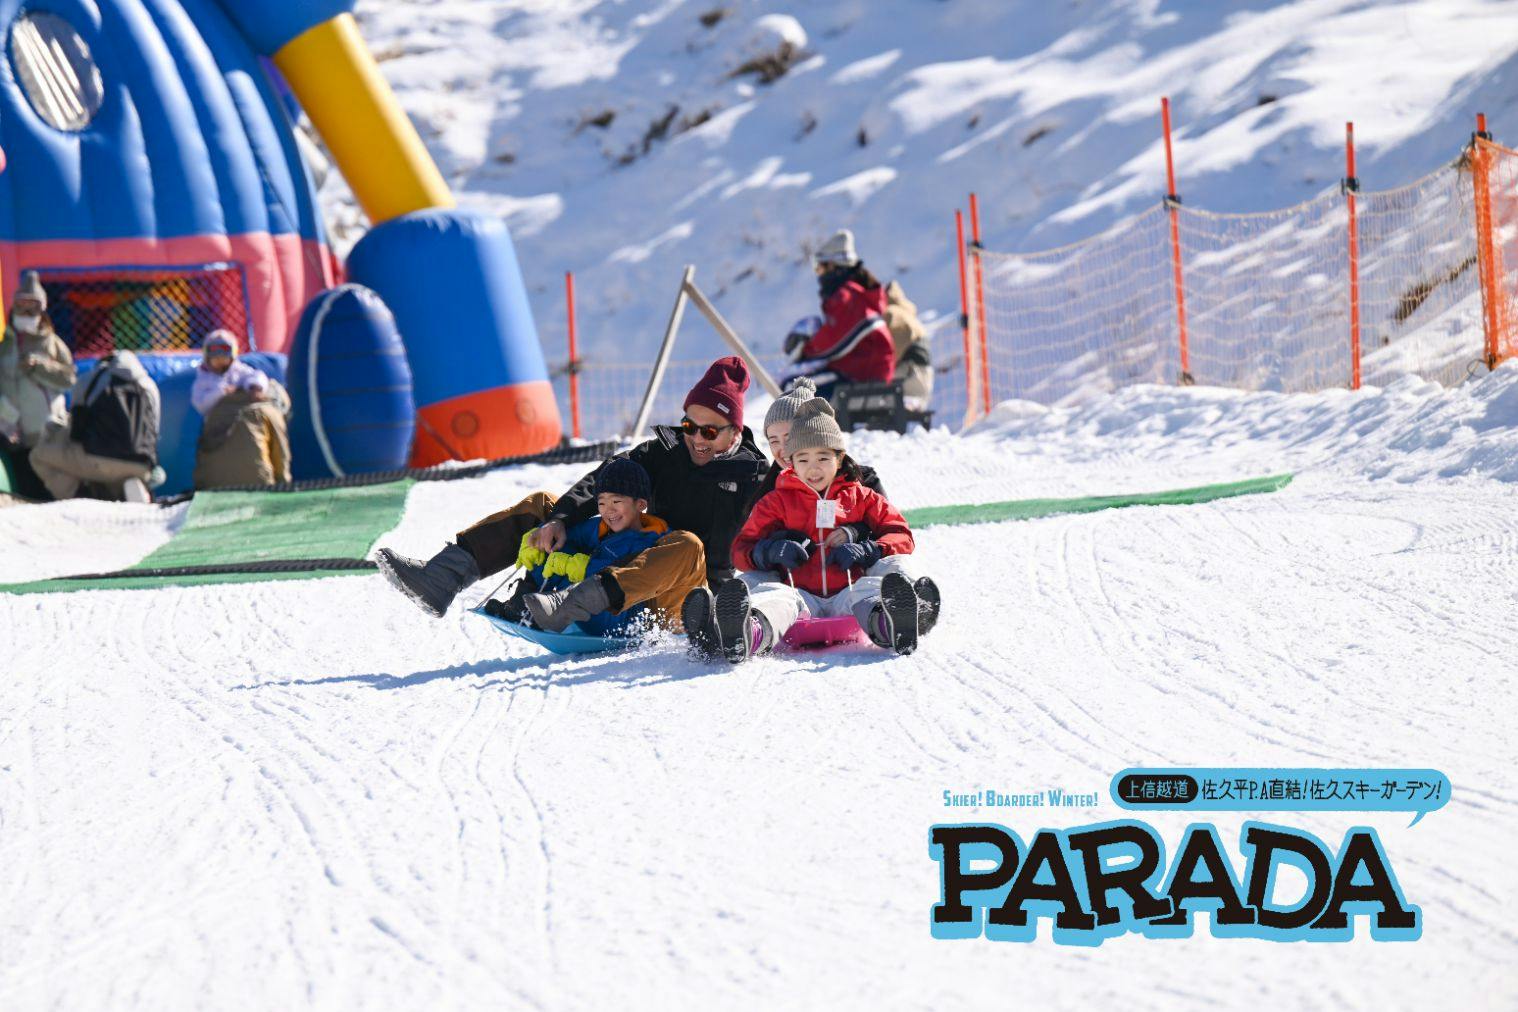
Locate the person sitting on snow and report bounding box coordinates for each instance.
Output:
[376,357,768,631]
[29,349,161,502]
[742,377,939,634]
[781,229,926,404]
[747,375,888,514]
[487,458,668,635]
[0,271,76,497]
[190,329,292,489]
[190,329,271,415]
[684,396,940,662]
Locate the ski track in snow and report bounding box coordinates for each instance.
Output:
[3,373,1518,1006]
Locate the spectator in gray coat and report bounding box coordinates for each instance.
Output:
[0,272,76,448]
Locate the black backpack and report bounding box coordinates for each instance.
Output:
[71,358,159,466]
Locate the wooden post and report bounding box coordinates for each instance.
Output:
[565,271,582,438]
[1162,97,1192,383]
[629,265,693,438]
[1344,123,1362,390]
[955,209,976,424]
[969,193,992,413]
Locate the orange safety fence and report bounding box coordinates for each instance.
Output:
[547,122,1516,440]
[962,124,1513,420]
[1475,137,1518,368]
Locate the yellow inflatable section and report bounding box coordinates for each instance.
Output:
[273,14,453,224]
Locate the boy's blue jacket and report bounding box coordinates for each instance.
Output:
[532,513,668,634]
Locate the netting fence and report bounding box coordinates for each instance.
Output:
[541,126,1518,440]
[37,262,252,359]
[958,128,1518,424]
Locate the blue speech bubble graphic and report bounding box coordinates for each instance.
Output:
[1109,768,1451,826]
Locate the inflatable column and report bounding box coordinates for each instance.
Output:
[214,2,563,463]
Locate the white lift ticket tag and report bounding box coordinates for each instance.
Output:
[815,499,839,530]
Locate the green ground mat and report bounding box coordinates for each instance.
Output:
[4,472,1293,595]
[2,481,414,594]
[901,473,1292,528]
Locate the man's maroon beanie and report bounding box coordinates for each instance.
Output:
[683,355,750,430]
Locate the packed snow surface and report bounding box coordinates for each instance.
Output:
[3,367,1517,1007]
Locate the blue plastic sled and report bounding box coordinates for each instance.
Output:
[470,606,636,656]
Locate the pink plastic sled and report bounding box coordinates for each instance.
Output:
[781,614,867,650]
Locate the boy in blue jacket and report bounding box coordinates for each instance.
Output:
[493,459,668,635]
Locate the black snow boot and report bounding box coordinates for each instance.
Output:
[714,579,773,665]
[376,543,480,618]
[866,572,920,656]
[484,572,541,623]
[523,574,612,633]
[915,576,942,637]
[682,587,721,660]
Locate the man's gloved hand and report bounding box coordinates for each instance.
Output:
[516,529,548,570]
[544,551,591,583]
[827,539,883,572]
[753,530,812,571]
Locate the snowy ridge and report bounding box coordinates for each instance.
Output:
[330,0,1518,377]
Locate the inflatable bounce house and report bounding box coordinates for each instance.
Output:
[0,0,561,494]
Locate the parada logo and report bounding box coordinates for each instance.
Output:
[929,820,1419,945]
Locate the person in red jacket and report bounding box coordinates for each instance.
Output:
[780,229,895,400]
[683,396,940,662]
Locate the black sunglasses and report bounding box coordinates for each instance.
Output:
[680,416,734,440]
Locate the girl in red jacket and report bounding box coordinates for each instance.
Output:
[682,397,940,662]
[779,229,895,400]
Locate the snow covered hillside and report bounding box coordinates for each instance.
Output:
[328,0,1518,376]
[3,368,1517,1007]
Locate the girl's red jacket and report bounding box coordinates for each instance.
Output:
[733,468,914,596]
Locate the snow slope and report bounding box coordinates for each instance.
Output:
[325,0,1518,381]
[3,367,1517,1007]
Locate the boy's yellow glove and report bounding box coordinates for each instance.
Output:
[544,551,591,583]
[516,529,547,570]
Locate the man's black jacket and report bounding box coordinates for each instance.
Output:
[546,424,769,585]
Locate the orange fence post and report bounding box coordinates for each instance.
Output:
[565,270,582,439]
[1471,113,1506,371]
[968,193,992,413]
[954,210,975,419]
[1161,97,1192,383]
[1344,122,1362,390]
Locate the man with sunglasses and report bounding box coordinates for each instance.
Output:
[377,356,769,632]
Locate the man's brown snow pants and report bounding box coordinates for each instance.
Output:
[457,492,706,631]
